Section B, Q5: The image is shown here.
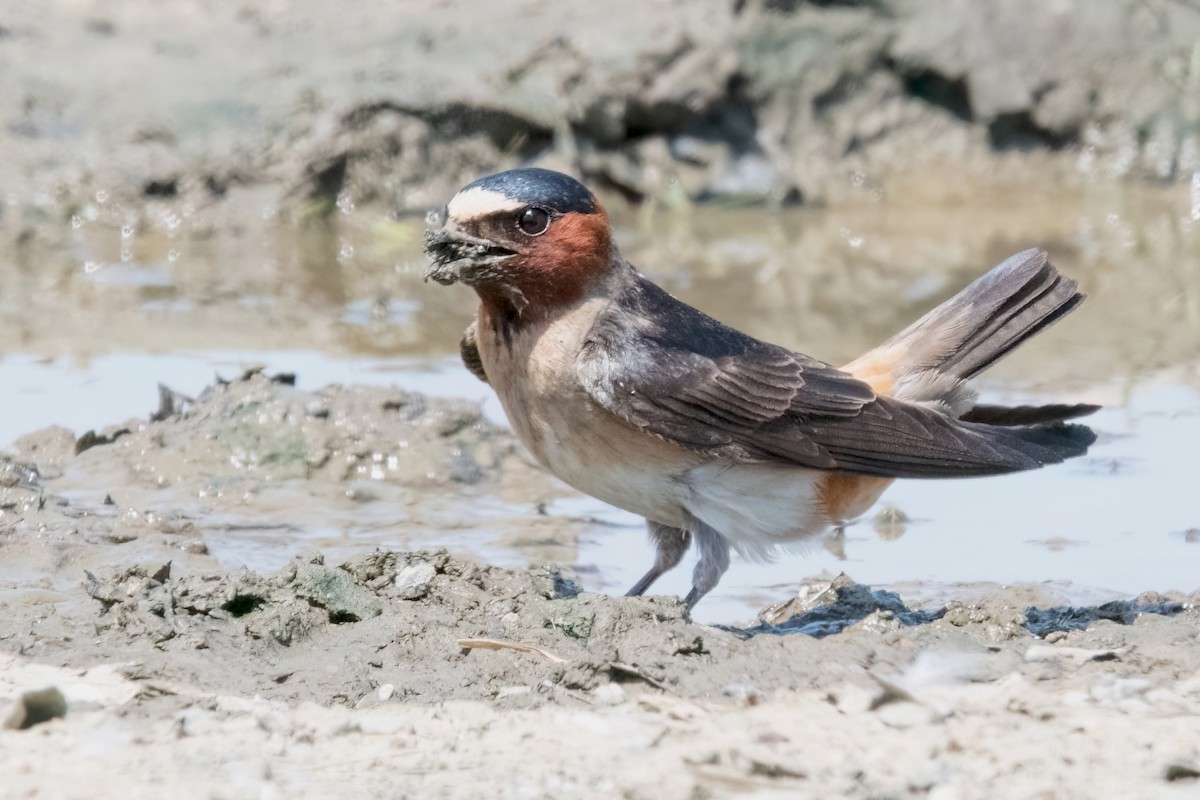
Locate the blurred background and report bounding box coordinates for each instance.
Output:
[2,0,1198,620]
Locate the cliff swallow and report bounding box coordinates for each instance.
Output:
[424,168,1097,607]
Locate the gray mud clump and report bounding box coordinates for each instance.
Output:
[1024,597,1186,638]
[747,573,946,637]
[79,547,726,704]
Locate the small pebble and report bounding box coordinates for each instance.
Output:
[395,561,436,600]
[593,683,628,706]
[723,683,763,706]
[3,687,68,730]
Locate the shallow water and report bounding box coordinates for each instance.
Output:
[3,180,1199,623]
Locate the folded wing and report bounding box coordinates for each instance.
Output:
[578,277,1094,479]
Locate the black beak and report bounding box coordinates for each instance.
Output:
[422,211,515,286]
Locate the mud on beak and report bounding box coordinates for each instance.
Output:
[422,209,515,286]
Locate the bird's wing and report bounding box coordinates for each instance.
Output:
[577,277,1091,478]
[460,320,488,383]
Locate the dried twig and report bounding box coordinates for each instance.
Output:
[457,637,568,664]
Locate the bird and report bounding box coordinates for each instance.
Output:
[423,167,1098,608]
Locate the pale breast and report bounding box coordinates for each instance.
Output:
[476,298,695,527]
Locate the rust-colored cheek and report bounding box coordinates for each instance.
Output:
[515,210,612,305]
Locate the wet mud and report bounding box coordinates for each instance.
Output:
[4,374,1200,798]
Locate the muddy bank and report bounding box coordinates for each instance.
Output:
[3,0,1199,237]
[2,374,1199,796]
[4,535,1200,798]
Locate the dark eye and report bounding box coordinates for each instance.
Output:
[517,207,551,236]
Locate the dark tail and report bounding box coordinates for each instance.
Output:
[866,248,1083,384]
[960,402,1099,427]
[842,248,1097,467]
[999,419,1097,464]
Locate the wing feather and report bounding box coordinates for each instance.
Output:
[460,320,488,383]
[577,274,1092,478]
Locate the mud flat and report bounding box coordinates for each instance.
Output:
[1,374,1198,799]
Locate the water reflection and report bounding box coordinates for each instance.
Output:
[11,182,1199,380]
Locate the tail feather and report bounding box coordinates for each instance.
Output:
[844,249,1086,411]
[938,252,1083,380]
[960,402,1099,427]
[881,248,1082,384]
[841,248,1098,470]
[1002,421,1097,464]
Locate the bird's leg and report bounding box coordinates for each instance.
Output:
[625,521,691,597]
[683,519,731,608]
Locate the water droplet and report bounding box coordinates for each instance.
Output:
[83,261,100,274]
[70,215,82,229]
[167,250,180,263]
[121,224,134,239]
[839,227,864,248]
[95,190,109,204]
[338,243,355,262]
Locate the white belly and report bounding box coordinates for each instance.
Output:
[684,461,829,560]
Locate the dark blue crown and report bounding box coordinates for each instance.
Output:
[463,168,597,215]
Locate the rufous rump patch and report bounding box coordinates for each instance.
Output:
[816,473,894,522]
[841,342,909,396]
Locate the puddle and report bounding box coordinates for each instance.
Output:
[2,181,1199,624]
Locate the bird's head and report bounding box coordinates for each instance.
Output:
[423,168,613,313]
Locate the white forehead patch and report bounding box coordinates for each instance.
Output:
[447,187,524,222]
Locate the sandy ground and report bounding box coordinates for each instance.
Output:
[2,374,1199,799]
